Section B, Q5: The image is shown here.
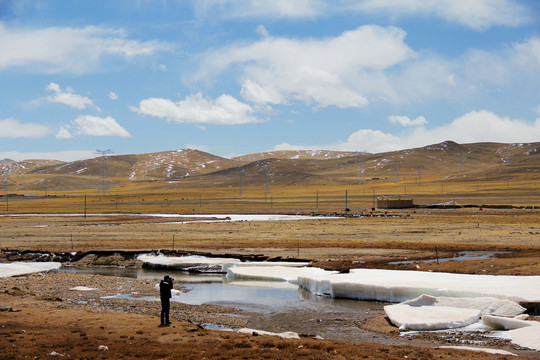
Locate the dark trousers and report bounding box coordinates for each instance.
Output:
[161,297,170,324]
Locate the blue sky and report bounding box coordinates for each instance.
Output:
[1,0,540,161]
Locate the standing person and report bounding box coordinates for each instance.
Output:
[159,275,173,326]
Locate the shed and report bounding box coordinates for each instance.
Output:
[377,195,414,209]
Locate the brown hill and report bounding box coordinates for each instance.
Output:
[233,150,360,162]
[3,141,540,191]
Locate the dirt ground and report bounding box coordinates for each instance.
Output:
[1,208,540,359]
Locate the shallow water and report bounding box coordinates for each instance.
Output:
[59,266,386,341]
[389,251,507,265]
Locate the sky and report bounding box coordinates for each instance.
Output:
[1,0,540,162]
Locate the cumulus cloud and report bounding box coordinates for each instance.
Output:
[389,115,428,127]
[56,115,131,138]
[0,118,49,138]
[46,82,100,110]
[344,0,530,30]
[197,27,540,109]
[132,92,262,125]
[274,110,540,153]
[199,25,414,109]
[0,23,172,73]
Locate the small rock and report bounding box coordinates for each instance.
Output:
[98,345,109,351]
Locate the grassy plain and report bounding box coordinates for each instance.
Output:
[2,177,540,359]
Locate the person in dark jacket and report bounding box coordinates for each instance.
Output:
[159,275,173,326]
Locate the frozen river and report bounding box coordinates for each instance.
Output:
[59,266,388,342]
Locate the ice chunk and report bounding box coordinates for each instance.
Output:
[501,326,540,351]
[384,304,481,330]
[438,346,517,356]
[237,328,300,339]
[138,255,241,272]
[70,286,98,291]
[402,294,525,316]
[226,266,337,284]
[482,314,540,330]
[298,269,540,303]
[0,262,61,278]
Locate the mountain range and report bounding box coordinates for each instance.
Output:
[1,141,539,191]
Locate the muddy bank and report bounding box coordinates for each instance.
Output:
[0,249,308,268]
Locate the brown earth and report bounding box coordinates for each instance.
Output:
[1,208,540,359]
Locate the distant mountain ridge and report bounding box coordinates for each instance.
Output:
[1,141,539,190]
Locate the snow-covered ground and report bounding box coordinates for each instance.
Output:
[0,262,61,278]
[0,213,336,223]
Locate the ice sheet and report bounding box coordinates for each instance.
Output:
[384,304,481,330]
[138,255,310,273]
[226,266,337,284]
[402,294,525,316]
[298,269,540,303]
[0,262,61,278]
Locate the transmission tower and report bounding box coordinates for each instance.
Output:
[264,165,270,193]
[417,165,424,185]
[94,149,114,195]
[457,153,465,173]
[394,161,401,183]
[357,153,364,184]
[238,168,244,196]
[2,169,9,212]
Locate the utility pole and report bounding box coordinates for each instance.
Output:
[94,149,114,196]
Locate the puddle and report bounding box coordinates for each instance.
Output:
[389,251,507,265]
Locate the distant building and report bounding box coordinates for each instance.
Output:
[377,195,414,209]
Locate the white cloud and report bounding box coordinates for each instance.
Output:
[46,82,100,110]
[109,91,118,100]
[55,126,73,139]
[275,110,540,153]
[347,0,531,30]
[193,0,531,29]
[389,115,428,127]
[56,115,131,138]
[199,25,414,109]
[133,92,262,125]
[193,0,324,19]
[0,118,49,138]
[0,23,172,73]
[0,150,96,162]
